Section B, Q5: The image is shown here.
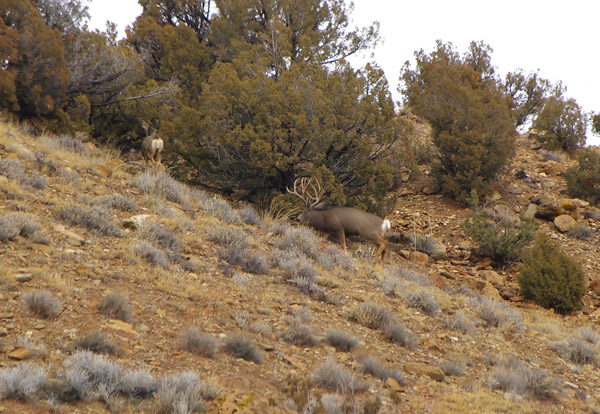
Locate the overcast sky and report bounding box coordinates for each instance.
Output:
[88,0,600,144]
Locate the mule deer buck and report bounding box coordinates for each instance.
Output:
[140,119,164,169]
[287,177,390,263]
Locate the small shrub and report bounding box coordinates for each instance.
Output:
[134,171,192,206]
[152,371,206,414]
[407,234,446,256]
[0,212,45,243]
[119,368,158,399]
[311,358,367,393]
[206,225,249,250]
[443,312,476,334]
[222,333,263,364]
[359,354,404,384]
[517,233,586,314]
[440,360,466,376]
[53,134,89,155]
[282,322,318,347]
[238,205,263,227]
[565,148,600,205]
[404,290,440,316]
[549,338,598,365]
[93,194,137,212]
[55,367,94,401]
[177,327,218,358]
[97,293,133,323]
[272,249,317,281]
[489,359,562,400]
[0,158,26,181]
[275,226,321,261]
[567,223,594,241]
[72,331,119,355]
[65,351,122,391]
[383,322,419,349]
[242,252,269,275]
[469,295,524,330]
[392,266,431,286]
[350,302,392,330]
[57,204,122,236]
[203,197,242,224]
[140,222,182,254]
[291,307,312,323]
[577,327,600,344]
[318,245,355,271]
[461,201,536,262]
[133,241,170,268]
[0,363,48,400]
[324,330,359,352]
[23,290,61,319]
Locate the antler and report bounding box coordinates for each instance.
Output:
[287,177,323,209]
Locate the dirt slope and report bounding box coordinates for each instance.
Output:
[1,120,600,414]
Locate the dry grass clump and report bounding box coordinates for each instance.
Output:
[275,226,321,261]
[177,327,218,358]
[133,241,170,268]
[392,266,431,286]
[152,371,217,414]
[71,331,120,355]
[93,193,137,212]
[549,337,598,366]
[242,252,269,275]
[349,302,393,330]
[440,360,466,376]
[206,225,249,250]
[443,312,476,334]
[23,290,62,319]
[324,330,359,352]
[119,368,158,399]
[43,134,89,155]
[282,321,318,347]
[469,295,524,331]
[310,357,366,393]
[238,205,263,227]
[203,197,242,224]
[139,222,183,255]
[134,171,193,206]
[0,212,48,243]
[57,203,122,236]
[318,245,355,271]
[383,322,419,349]
[404,289,440,316]
[62,350,122,398]
[272,249,317,281]
[222,333,263,364]
[488,358,562,400]
[358,354,404,384]
[97,293,133,323]
[0,363,48,400]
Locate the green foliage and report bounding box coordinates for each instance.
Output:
[401,41,515,203]
[503,70,553,128]
[461,198,536,262]
[565,148,600,205]
[516,233,586,314]
[533,95,587,151]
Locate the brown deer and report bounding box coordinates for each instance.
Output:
[287,177,390,263]
[140,119,164,169]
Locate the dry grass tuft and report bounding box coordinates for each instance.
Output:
[177,327,218,358]
[23,290,62,319]
[222,333,263,364]
[349,302,393,330]
[97,292,133,323]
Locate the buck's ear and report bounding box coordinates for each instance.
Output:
[313,201,326,209]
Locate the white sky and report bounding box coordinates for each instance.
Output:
[87,0,600,144]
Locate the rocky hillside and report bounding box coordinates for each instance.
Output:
[1,119,600,414]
